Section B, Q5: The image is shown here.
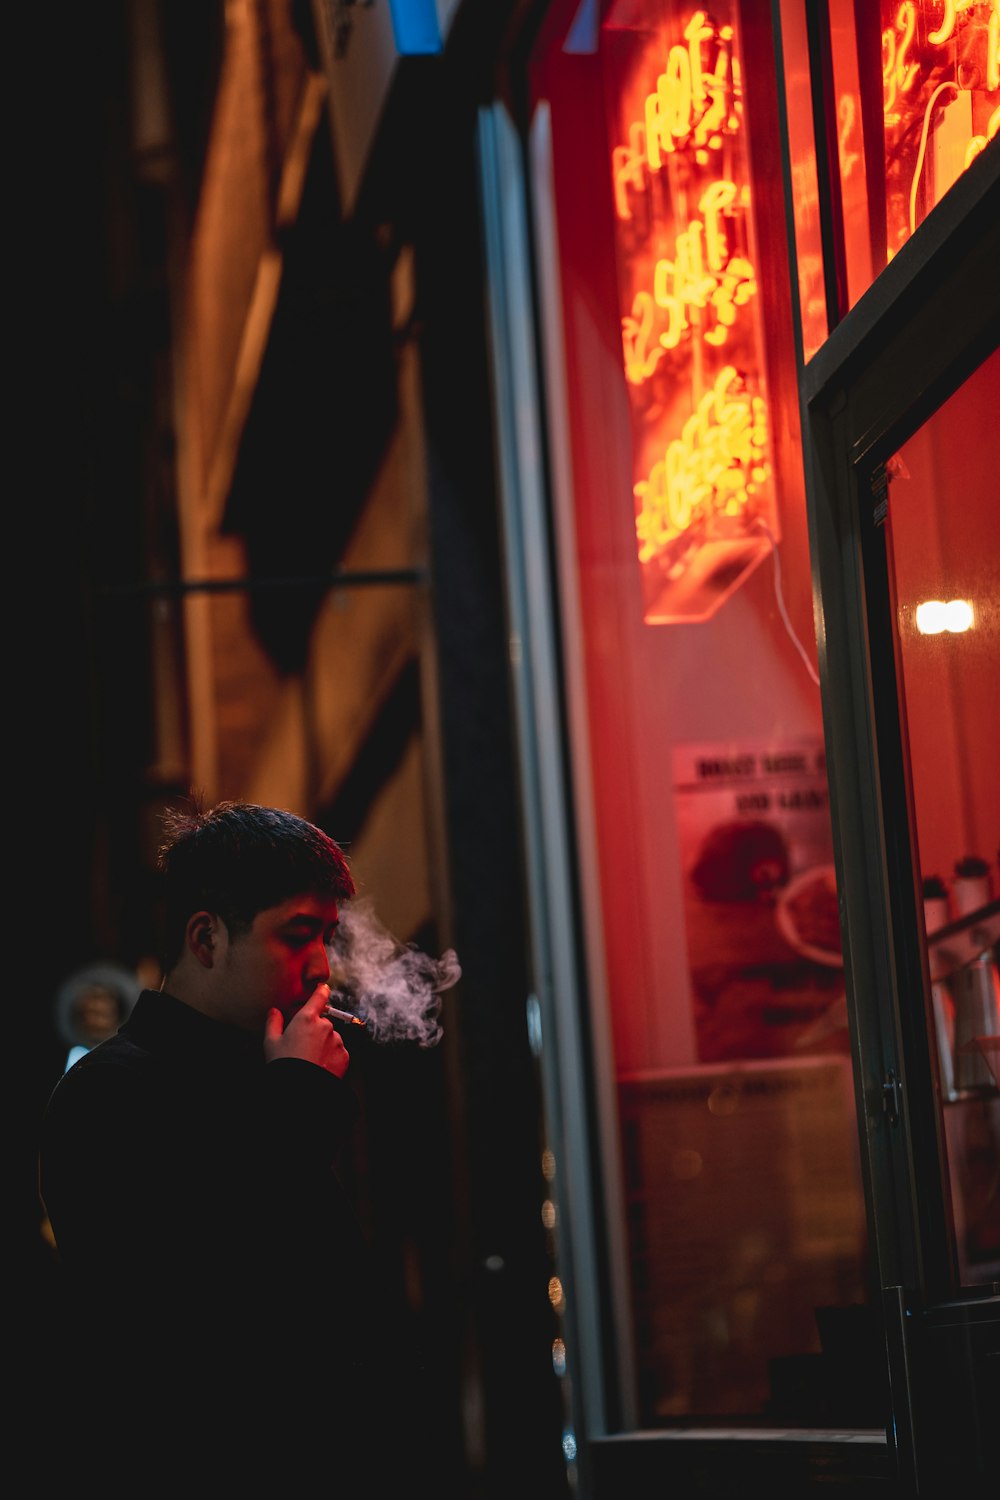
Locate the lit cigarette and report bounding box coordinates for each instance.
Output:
[323,1004,366,1028]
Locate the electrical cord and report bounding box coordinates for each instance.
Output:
[753,517,821,687]
[910,82,959,236]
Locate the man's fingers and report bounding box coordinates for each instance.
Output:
[306,982,331,1016]
[264,1007,285,1041]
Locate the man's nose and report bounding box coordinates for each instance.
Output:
[307,943,331,981]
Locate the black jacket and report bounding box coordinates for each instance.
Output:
[38,989,380,1483]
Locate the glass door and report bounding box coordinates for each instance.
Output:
[849,348,1000,1494]
[880,350,999,1291]
[804,144,999,1492]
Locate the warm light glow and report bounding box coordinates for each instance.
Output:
[927,0,957,45]
[634,366,770,563]
[642,11,735,169]
[612,123,649,219]
[965,103,1000,163]
[621,180,756,374]
[612,13,740,218]
[541,1198,557,1229]
[608,6,777,620]
[548,1276,565,1311]
[552,1338,567,1376]
[915,598,975,633]
[882,0,1000,253]
[838,95,861,177]
[882,2,920,118]
[622,292,666,384]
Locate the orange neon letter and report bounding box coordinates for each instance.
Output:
[928,0,956,45]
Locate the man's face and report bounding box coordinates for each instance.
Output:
[218,891,340,1030]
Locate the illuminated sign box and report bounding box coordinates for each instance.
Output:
[602,2,779,622]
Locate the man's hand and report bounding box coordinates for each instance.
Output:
[264,984,350,1077]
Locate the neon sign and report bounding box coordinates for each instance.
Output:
[612,11,741,218]
[622,178,756,381]
[606,5,776,622]
[634,366,769,563]
[643,13,738,163]
[881,0,1000,254]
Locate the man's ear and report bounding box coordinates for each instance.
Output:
[187,911,221,969]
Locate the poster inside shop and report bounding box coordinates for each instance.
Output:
[673,738,847,1064]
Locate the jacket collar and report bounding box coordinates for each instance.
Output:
[120,988,264,1064]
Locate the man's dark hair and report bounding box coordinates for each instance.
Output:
[156,801,355,970]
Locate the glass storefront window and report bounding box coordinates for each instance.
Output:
[527,0,879,1427]
[884,345,1000,1288]
[819,0,998,317]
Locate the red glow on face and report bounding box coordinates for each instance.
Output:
[222,894,340,1028]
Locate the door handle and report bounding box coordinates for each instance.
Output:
[882,1069,902,1126]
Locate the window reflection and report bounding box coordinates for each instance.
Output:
[529,0,877,1426]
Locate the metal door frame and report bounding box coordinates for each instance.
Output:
[797,144,1000,1490]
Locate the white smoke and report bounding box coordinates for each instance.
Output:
[327,898,460,1047]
